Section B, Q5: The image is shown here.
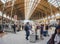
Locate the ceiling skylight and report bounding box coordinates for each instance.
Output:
[48,0,60,7]
[1,0,6,4]
[1,0,12,4]
[25,0,41,20]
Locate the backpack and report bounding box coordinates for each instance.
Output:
[25,25,29,31]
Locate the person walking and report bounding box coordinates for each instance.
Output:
[45,24,49,36]
[13,24,17,33]
[40,24,44,40]
[25,22,31,40]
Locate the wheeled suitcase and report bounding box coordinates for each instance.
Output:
[29,34,36,43]
[43,31,47,36]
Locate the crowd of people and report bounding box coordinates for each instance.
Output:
[24,19,60,44]
[24,22,49,40]
[0,24,21,33]
[0,19,60,44]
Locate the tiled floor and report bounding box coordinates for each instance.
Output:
[0,28,55,44]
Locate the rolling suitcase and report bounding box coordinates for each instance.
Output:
[43,31,47,36]
[29,33,36,43]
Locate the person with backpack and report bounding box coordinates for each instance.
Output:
[25,22,32,40]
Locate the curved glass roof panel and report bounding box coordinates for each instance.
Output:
[48,0,60,7]
[1,0,11,4]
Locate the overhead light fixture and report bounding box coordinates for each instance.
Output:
[51,15,55,18]
[3,14,6,18]
[48,16,51,19]
[45,17,47,19]
[56,13,60,16]
[0,11,2,16]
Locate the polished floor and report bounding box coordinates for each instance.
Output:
[0,27,55,44]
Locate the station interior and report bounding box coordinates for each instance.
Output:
[0,0,60,44]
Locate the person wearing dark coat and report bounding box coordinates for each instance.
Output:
[25,22,31,40]
[0,25,2,33]
[40,24,44,40]
[47,26,60,44]
[13,24,17,33]
[45,24,49,36]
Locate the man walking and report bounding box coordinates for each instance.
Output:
[25,22,30,40]
[13,24,17,33]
